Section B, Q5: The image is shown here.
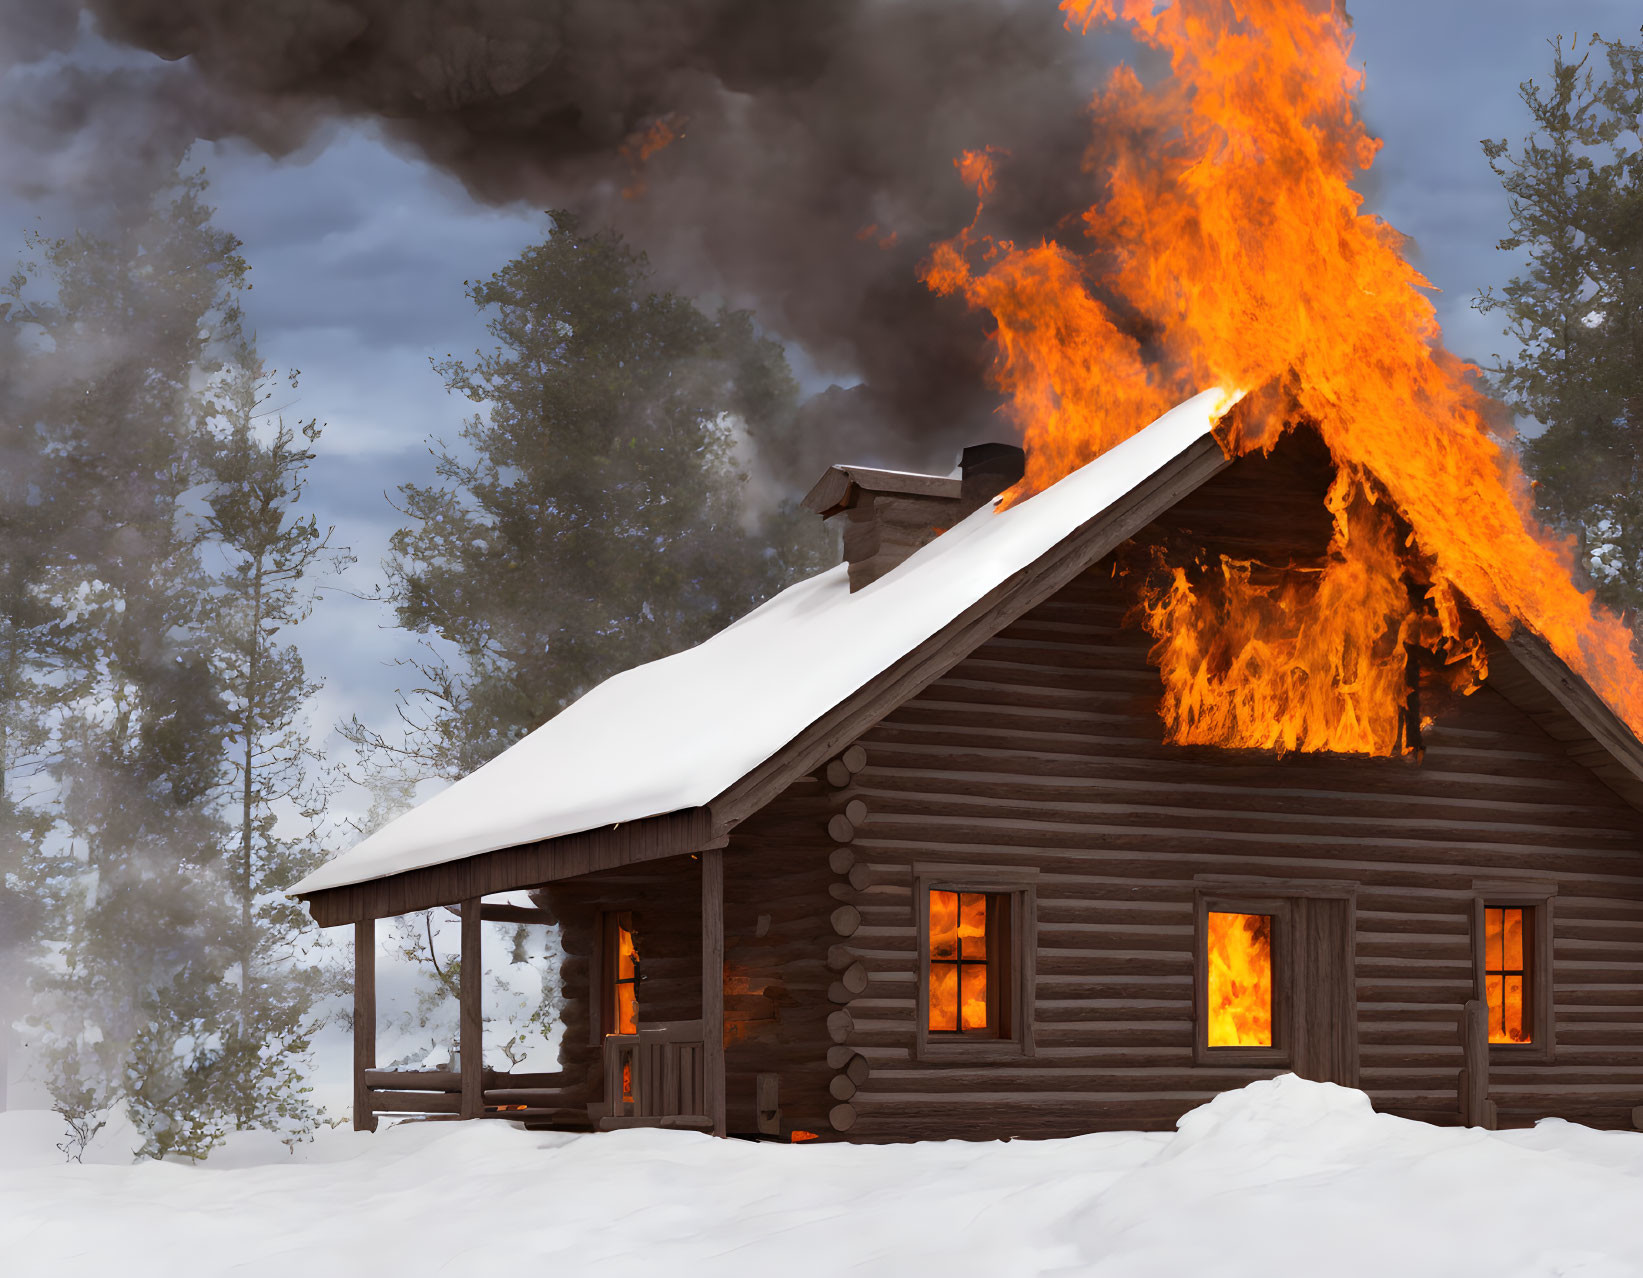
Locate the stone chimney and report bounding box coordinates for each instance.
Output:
[802,442,1026,591]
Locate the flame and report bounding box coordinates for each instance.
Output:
[1138,469,1485,753]
[1206,911,1273,1046]
[922,0,1643,744]
[789,1130,821,1142]
[928,890,990,1031]
[613,921,638,1036]
[1485,906,1531,1044]
[620,115,686,198]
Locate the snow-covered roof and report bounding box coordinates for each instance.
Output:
[292,390,1232,897]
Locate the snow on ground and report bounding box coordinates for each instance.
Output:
[3,1076,1642,1278]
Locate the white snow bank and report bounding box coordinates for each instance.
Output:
[293,389,1233,896]
[5,1076,1641,1278]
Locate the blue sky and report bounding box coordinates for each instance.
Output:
[4,1,1638,828]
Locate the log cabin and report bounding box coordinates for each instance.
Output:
[291,390,1643,1141]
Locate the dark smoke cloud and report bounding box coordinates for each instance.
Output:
[3,0,1114,480]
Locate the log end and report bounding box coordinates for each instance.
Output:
[830,905,861,937]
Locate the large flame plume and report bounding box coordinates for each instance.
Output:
[1140,470,1485,753]
[924,0,1643,746]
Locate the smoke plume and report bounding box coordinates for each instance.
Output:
[1,0,1114,479]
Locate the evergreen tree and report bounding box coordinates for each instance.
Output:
[352,211,831,779]
[8,172,338,1158]
[200,339,351,1137]
[0,286,65,1110]
[1479,30,1643,618]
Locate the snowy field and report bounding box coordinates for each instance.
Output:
[3,1076,1642,1278]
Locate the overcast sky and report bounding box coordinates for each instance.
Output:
[4,1,1637,830]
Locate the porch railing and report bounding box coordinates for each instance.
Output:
[600,1019,710,1130]
[360,1068,582,1126]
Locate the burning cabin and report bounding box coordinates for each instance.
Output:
[292,391,1643,1140]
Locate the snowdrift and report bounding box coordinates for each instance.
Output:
[3,1077,1641,1277]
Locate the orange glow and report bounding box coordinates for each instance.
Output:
[1139,470,1485,754]
[928,890,990,1032]
[1207,912,1273,1047]
[1485,907,1531,1044]
[921,0,1643,748]
[620,115,686,198]
[612,921,638,1036]
[789,1130,821,1142]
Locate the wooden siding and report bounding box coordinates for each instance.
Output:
[538,857,706,1114]
[539,437,1643,1141]
[809,440,1643,1139]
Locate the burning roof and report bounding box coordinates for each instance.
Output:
[924,0,1643,744]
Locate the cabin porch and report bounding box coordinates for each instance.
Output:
[348,848,727,1136]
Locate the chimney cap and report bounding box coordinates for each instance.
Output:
[801,463,962,521]
[960,442,1027,489]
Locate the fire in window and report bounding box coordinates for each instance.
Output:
[1206,911,1274,1047]
[604,914,640,1105]
[610,917,639,1036]
[1484,907,1531,1044]
[927,890,1010,1035]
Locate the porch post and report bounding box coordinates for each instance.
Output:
[461,898,483,1119]
[701,850,726,1137]
[353,917,378,1133]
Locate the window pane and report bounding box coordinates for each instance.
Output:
[614,982,637,1036]
[929,962,959,1031]
[1206,911,1273,1047]
[1503,976,1527,1043]
[1502,908,1524,971]
[930,890,959,961]
[1485,906,1532,1045]
[961,963,988,1031]
[616,922,638,981]
[959,893,988,960]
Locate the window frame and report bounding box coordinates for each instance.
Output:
[1470,880,1556,1064]
[1193,891,1293,1067]
[592,909,640,1044]
[914,864,1037,1062]
[1191,876,1358,1071]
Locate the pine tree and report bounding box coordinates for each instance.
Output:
[351,211,831,779]
[200,338,352,1137]
[1479,30,1643,618]
[10,172,271,1159]
[0,286,66,1110]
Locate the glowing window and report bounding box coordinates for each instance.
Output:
[927,890,1007,1035]
[1206,911,1274,1048]
[1484,907,1530,1044]
[607,914,639,1036]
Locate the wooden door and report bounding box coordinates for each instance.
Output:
[1288,895,1359,1087]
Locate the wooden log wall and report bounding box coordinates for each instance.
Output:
[718,773,842,1137]
[800,437,1643,1140]
[537,856,705,1116]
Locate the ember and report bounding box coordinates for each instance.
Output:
[1206,912,1273,1047]
[923,0,1643,748]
